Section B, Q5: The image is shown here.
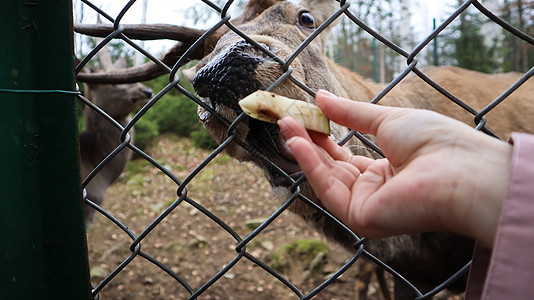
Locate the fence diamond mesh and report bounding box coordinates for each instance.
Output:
[72,0,533,299]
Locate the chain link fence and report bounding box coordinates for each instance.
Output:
[73,0,534,299]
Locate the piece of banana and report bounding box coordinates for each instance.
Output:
[238,91,330,135]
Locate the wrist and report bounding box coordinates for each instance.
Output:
[453,134,512,247]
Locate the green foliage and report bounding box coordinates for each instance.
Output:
[437,2,533,73]
[191,129,218,150]
[451,13,499,73]
[133,115,160,151]
[329,18,375,79]
[150,94,199,136]
[133,72,216,151]
[499,0,534,73]
[77,38,216,151]
[270,239,329,273]
[76,100,86,133]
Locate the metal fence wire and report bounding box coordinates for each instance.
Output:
[73,0,534,299]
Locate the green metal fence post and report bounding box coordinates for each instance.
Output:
[0,1,92,299]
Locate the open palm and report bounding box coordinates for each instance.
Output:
[278,90,511,247]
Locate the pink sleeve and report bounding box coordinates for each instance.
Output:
[466,132,534,299]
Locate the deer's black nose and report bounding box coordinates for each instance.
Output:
[193,41,262,110]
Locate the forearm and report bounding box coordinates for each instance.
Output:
[466,132,534,299]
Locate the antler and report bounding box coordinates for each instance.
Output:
[75,23,206,83]
[74,23,205,44]
[93,17,116,72]
[74,0,288,83]
[75,41,203,83]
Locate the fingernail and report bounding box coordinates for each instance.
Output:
[277,117,290,129]
[278,119,298,141]
[277,119,288,138]
[277,117,290,125]
[317,89,336,97]
[285,136,301,146]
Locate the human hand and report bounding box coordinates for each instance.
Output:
[278,90,512,247]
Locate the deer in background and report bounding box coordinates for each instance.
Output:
[74,0,534,298]
[78,42,152,228]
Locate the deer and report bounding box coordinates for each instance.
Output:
[78,42,152,228]
[74,0,534,298]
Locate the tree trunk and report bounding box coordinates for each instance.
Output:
[397,0,412,73]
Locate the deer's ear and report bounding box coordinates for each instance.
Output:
[243,0,285,18]
[182,66,197,83]
[230,0,285,27]
[113,56,128,69]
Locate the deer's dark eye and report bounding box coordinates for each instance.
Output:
[298,11,315,29]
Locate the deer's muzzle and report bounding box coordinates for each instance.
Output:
[193,40,304,187]
[193,41,265,111]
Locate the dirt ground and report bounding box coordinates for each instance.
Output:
[86,134,461,300]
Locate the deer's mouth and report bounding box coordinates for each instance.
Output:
[193,41,303,186]
[200,99,303,187]
[244,118,302,186]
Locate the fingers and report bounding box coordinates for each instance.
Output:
[279,116,376,171]
[278,117,351,162]
[279,117,360,182]
[278,116,313,143]
[316,89,397,136]
[284,135,355,221]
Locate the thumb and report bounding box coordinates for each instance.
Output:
[316,90,395,137]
